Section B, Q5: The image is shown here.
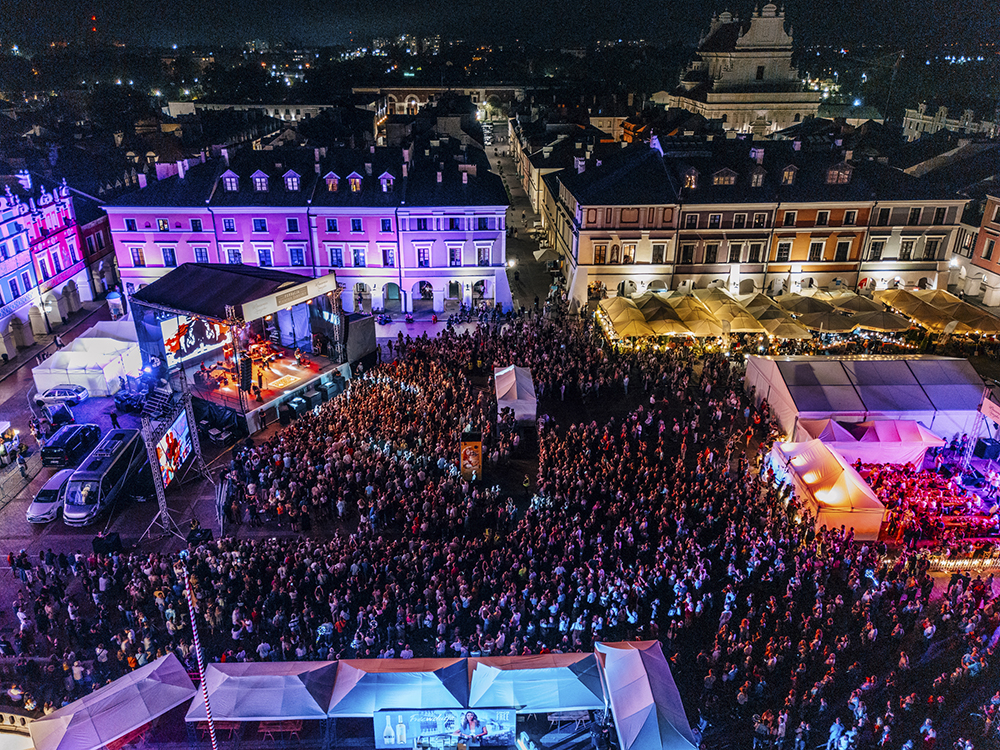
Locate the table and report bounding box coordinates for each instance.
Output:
[548,710,590,730]
[197,721,241,740]
[258,719,302,741]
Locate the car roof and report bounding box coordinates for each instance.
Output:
[41,469,75,490]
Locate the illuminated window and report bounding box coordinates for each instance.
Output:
[253,175,268,191]
[285,174,300,191]
[223,175,238,191]
[349,177,362,192]
[781,166,797,185]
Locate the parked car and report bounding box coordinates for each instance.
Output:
[35,384,89,408]
[42,403,75,427]
[41,424,101,468]
[26,469,74,523]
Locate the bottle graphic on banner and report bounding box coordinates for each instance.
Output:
[396,715,407,744]
[383,714,396,745]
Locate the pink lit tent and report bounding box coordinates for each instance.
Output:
[796,418,945,466]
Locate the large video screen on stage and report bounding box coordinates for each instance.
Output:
[375,709,515,748]
[160,315,229,368]
[155,410,193,489]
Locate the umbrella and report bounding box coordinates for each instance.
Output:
[798,311,858,332]
[599,296,640,319]
[679,317,724,338]
[909,289,963,307]
[692,287,736,312]
[834,295,883,313]
[738,292,781,316]
[777,294,835,315]
[711,302,766,333]
[759,318,813,339]
[645,318,692,336]
[848,310,913,332]
[614,319,655,338]
[631,291,674,314]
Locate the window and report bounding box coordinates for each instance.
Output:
[756,65,765,80]
[191,218,203,232]
[8,278,19,300]
[478,217,490,231]
[680,244,695,264]
[162,247,176,267]
[685,214,699,229]
[450,245,463,267]
[907,207,922,226]
[900,240,914,261]
[808,242,824,262]
[733,214,747,229]
[753,213,767,229]
[287,218,299,233]
[704,243,718,264]
[326,176,339,192]
[652,244,665,264]
[194,247,209,263]
[290,247,305,266]
[994,205,1000,224]
[782,211,796,227]
[729,243,743,263]
[751,170,765,188]
[352,247,366,267]
[586,209,597,224]
[258,247,272,266]
[713,170,736,186]
[449,217,462,231]
[95,232,105,249]
[933,207,947,225]
[130,248,145,267]
[52,254,61,274]
[329,247,343,267]
[20,271,30,292]
[622,244,636,263]
[253,175,268,191]
[621,208,639,223]
[876,208,890,226]
[416,218,428,231]
[478,246,491,266]
[157,218,169,232]
[252,218,267,233]
[417,247,430,267]
[124,218,137,232]
[835,241,850,262]
[815,211,829,227]
[382,247,395,267]
[684,170,697,189]
[776,242,791,262]
[983,240,995,261]
[227,247,243,264]
[351,218,363,233]
[708,214,722,229]
[223,175,238,192]
[381,178,393,193]
[923,238,941,260]
[349,177,362,192]
[381,218,392,233]
[594,244,607,264]
[782,167,797,185]
[85,235,95,255]
[748,243,762,263]
[867,240,884,261]
[285,175,300,191]
[326,218,339,233]
[223,218,236,233]
[12,236,24,254]
[826,166,852,184]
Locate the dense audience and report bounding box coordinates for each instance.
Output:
[1,302,996,750]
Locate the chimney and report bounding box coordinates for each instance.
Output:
[575,156,586,174]
[365,162,373,175]
[137,173,148,189]
[176,160,186,180]
[314,147,321,162]
[793,139,801,151]
[402,163,408,178]
[462,172,468,184]
[844,150,853,161]
[436,171,442,183]
[370,145,376,154]
[221,147,230,166]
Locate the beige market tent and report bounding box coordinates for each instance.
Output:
[710,301,766,333]
[770,439,886,539]
[777,294,835,315]
[834,295,883,313]
[759,318,813,340]
[848,310,912,332]
[797,312,858,333]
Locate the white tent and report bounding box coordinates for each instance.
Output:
[32,340,141,397]
[76,320,138,343]
[494,365,537,423]
[595,641,697,750]
[797,418,945,466]
[327,659,469,717]
[30,654,195,750]
[467,654,604,713]
[185,662,338,722]
[745,355,985,439]
[770,439,886,539]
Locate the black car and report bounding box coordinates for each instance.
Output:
[41,424,102,468]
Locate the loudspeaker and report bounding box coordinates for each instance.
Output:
[239,357,253,392]
[974,438,1000,461]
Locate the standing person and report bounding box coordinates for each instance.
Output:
[109,411,120,430]
[16,453,28,480]
[54,335,64,349]
[826,718,844,750]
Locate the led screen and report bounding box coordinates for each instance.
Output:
[155,410,193,489]
[160,315,229,368]
[375,709,515,748]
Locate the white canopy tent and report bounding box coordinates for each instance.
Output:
[595,641,697,750]
[745,355,985,440]
[29,654,195,750]
[327,659,469,717]
[797,418,945,466]
[76,320,139,344]
[467,654,604,713]
[32,321,141,397]
[770,439,886,539]
[185,662,338,722]
[494,365,537,423]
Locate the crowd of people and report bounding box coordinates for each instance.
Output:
[0,301,996,750]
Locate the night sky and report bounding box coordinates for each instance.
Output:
[3,0,996,48]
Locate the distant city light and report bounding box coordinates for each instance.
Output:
[853,98,862,106]
[172,44,178,49]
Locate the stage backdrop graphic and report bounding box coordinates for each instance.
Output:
[155,410,193,488]
[375,708,515,748]
[160,316,229,368]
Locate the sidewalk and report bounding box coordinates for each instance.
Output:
[0,300,109,384]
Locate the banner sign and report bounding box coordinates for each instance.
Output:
[981,396,1000,425]
[460,431,482,481]
[375,709,515,748]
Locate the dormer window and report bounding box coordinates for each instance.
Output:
[348,173,363,192]
[751,167,765,188]
[252,171,269,192]
[324,172,339,192]
[712,168,737,186]
[222,172,239,192]
[380,173,394,193]
[684,168,698,190]
[781,165,798,185]
[284,171,300,191]
[826,163,853,184]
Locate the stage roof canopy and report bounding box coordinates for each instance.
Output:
[327,659,469,717]
[131,263,336,321]
[185,662,338,722]
[467,654,604,713]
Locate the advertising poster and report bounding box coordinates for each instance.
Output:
[156,410,193,488]
[160,315,230,368]
[375,709,515,748]
[460,431,482,482]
